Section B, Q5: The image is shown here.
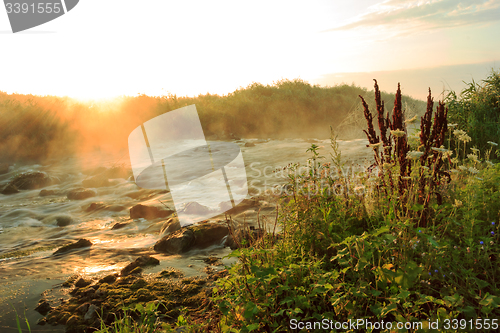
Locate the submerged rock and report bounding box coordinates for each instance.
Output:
[182,202,211,215]
[130,204,174,220]
[39,189,57,196]
[7,171,56,190]
[53,239,92,255]
[120,255,160,276]
[67,188,97,200]
[85,202,126,213]
[55,215,74,227]
[35,300,52,315]
[1,183,19,195]
[154,222,229,254]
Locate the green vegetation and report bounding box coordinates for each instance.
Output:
[0,80,425,163]
[445,69,500,154]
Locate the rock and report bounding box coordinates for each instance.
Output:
[244,142,255,147]
[55,215,74,227]
[98,274,117,285]
[76,303,90,314]
[130,204,174,220]
[224,226,265,250]
[53,239,92,255]
[120,255,160,276]
[35,300,52,315]
[154,228,195,254]
[82,175,112,188]
[39,189,56,196]
[159,217,181,237]
[111,222,129,230]
[66,314,79,327]
[1,183,19,195]
[85,202,106,212]
[67,188,97,200]
[225,198,260,215]
[84,304,98,322]
[107,205,126,212]
[36,317,47,326]
[7,171,56,190]
[154,222,229,254]
[74,278,92,288]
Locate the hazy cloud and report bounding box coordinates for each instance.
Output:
[324,0,500,32]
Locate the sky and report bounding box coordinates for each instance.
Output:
[0,0,499,101]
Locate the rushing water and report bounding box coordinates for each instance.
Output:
[0,138,371,331]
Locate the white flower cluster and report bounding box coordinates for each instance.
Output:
[453,129,472,143]
[390,129,406,138]
[406,151,424,160]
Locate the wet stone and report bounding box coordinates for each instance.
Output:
[67,188,97,200]
[120,255,160,276]
[53,239,92,255]
[35,300,53,315]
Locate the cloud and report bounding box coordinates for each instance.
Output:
[324,0,500,32]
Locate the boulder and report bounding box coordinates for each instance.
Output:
[111,222,129,230]
[55,215,74,227]
[130,204,174,220]
[244,142,255,147]
[39,189,57,196]
[67,188,97,200]
[8,171,57,190]
[84,304,98,322]
[120,255,160,276]
[159,217,181,237]
[53,239,92,255]
[85,202,126,213]
[1,183,19,195]
[35,300,52,315]
[154,222,229,254]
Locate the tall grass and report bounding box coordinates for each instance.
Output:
[0,80,426,164]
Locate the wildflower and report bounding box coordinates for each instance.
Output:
[487,141,498,146]
[450,169,459,173]
[492,222,496,225]
[405,115,418,123]
[458,165,468,171]
[468,167,479,174]
[406,151,424,160]
[467,247,470,253]
[491,231,495,235]
[435,269,438,273]
[448,123,458,128]
[442,150,453,159]
[428,272,431,275]
[491,241,494,245]
[421,166,429,171]
[486,161,494,167]
[418,230,422,233]
[480,241,484,245]
[476,177,483,181]
[369,142,382,150]
[467,154,478,162]
[390,129,405,138]
[453,129,466,137]
[471,148,480,153]
[431,147,448,153]
[453,199,463,208]
[451,157,460,164]
[402,176,412,180]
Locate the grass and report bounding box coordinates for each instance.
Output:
[0,80,426,164]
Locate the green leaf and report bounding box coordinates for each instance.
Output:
[246,323,260,331]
